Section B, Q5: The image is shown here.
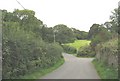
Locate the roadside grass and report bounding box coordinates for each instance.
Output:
[92,59,118,79]
[65,40,91,50]
[21,58,65,79]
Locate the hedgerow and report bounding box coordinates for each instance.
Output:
[2,10,63,79]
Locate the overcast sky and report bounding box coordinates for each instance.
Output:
[1,0,119,31]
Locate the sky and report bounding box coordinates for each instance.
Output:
[0,0,119,32]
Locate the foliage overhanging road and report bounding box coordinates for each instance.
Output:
[41,53,100,79]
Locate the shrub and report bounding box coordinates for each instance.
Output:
[95,38,118,69]
[3,27,64,79]
[77,45,95,57]
[45,43,63,66]
[62,45,77,54]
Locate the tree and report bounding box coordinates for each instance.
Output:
[118,6,120,35]
[53,24,75,44]
[12,9,43,36]
[72,28,88,40]
[90,25,111,51]
[40,26,54,43]
[88,24,101,39]
[104,8,118,34]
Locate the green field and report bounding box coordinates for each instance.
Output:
[65,40,91,49]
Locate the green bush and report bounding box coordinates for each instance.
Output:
[62,45,77,54]
[95,38,118,69]
[45,43,63,67]
[3,31,63,79]
[77,45,95,57]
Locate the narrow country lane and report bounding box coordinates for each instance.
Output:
[40,53,100,79]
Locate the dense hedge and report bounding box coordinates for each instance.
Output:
[95,38,118,69]
[2,10,63,79]
[77,45,95,57]
[62,45,77,54]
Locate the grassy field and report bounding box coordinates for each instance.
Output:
[65,40,91,49]
[21,58,64,79]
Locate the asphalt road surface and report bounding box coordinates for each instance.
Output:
[41,53,100,79]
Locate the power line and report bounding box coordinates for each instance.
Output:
[16,0,26,10]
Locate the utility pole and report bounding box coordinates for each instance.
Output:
[54,32,55,43]
[118,1,120,7]
[53,29,58,43]
[0,9,2,81]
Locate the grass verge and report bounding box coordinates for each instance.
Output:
[92,59,118,79]
[21,58,65,79]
